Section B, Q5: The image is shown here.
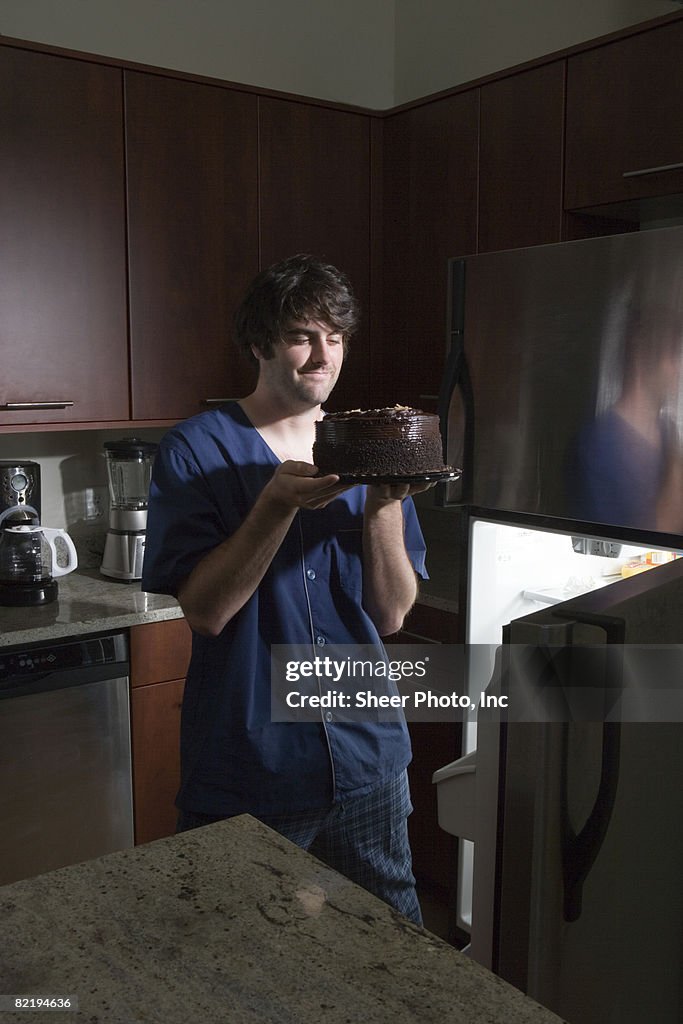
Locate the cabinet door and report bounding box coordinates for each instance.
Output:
[0,47,128,427]
[126,73,259,420]
[479,63,564,253]
[129,618,191,844]
[380,92,478,410]
[259,98,372,411]
[565,21,683,209]
[129,618,192,687]
[130,677,185,844]
[395,604,461,906]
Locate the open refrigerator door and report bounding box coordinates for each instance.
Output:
[435,515,681,950]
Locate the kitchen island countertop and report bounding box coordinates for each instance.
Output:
[1,813,565,1024]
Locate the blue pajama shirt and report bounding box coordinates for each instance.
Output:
[141,401,428,818]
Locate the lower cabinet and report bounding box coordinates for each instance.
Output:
[129,618,192,845]
[396,603,461,911]
[127,605,461,904]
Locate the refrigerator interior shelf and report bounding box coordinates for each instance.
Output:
[523,579,613,606]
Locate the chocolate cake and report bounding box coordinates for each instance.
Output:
[313,406,447,477]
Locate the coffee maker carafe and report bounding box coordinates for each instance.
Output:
[100,438,158,581]
[0,525,78,605]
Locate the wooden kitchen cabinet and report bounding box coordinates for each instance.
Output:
[0,46,129,427]
[478,62,565,253]
[379,92,479,410]
[258,97,372,412]
[395,603,461,906]
[565,21,683,211]
[129,618,192,845]
[125,72,259,421]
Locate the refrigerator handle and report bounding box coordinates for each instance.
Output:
[435,258,470,507]
[554,610,625,923]
[436,341,463,456]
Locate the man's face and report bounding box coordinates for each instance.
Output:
[255,319,344,408]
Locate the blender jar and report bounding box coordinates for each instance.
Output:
[104,438,158,512]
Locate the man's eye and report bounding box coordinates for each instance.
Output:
[328,335,343,345]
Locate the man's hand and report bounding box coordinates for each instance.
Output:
[263,461,352,511]
[365,480,437,505]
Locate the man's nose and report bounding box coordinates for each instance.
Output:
[309,336,332,362]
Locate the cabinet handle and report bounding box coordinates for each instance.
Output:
[201,398,239,406]
[1,401,75,410]
[622,161,683,179]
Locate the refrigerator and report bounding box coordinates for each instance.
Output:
[432,225,683,1024]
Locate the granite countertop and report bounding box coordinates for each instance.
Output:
[0,569,182,648]
[1,814,565,1024]
[0,555,455,650]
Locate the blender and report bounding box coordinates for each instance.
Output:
[100,438,158,581]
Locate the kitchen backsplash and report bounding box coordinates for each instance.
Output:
[0,428,167,568]
[0,429,462,588]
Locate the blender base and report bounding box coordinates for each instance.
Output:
[100,530,146,582]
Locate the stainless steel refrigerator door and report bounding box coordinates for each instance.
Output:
[495,560,683,1024]
[0,675,134,885]
[450,226,683,534]
[498,718,683,1024]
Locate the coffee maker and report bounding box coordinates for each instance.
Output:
[0,461,41,528]
[100,438,158,581]
[0,460,78,606]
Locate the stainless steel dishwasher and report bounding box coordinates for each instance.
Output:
[0,631,134,886]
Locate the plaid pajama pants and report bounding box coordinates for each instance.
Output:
[177,769,422,925]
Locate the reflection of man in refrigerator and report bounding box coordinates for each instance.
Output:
[570,303,683,532]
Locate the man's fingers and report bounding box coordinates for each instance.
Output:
[278,460,320,478]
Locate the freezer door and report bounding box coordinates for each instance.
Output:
[456,227,683,535]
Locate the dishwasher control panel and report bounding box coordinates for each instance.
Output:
[0,633,128,688]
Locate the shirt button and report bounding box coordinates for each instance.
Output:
[316,635,326,647]
[325,711,333,722]
[306,568,316,580]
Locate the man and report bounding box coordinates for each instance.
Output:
[141,254,430,924]
[571,298,683,532]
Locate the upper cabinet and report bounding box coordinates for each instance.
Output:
[478,62,565,253]
[0,48,129,427]
[5,16,683,429]
[565,21,683,210]
[258,98,372,412]
[125,72,259,421]
[379,92,479,409]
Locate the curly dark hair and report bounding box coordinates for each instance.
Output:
[233,254,360,367]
